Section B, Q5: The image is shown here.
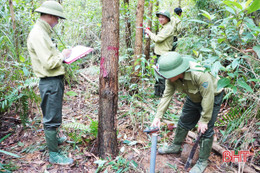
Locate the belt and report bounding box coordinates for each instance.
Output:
[41,75,64,80]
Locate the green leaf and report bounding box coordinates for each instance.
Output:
[130,160,138,168]
[189,19,208,25]
[223,0,243,10]
[18,142,24,147]
[232,86,237,94]
[237,80,253,93]
[23,67,29,77]
[200,48,212,52]
[193,50,199,56]
[248,79,260,82]
[218,38,226,43]
[0,150,20,158]
[19,55,25,62]
[123,140,131,144]
[217,78,230,91]
[231,58,240,69]
[247,0,260,14]
[65,91,78,97]
[253,45,260,58]
[200,10,216,20]
[211,61,223,76]
[135,65,140,71]
[225,6,236,15]
[94,159,107,167]
[245,0,254,9]
[0,133,11,143]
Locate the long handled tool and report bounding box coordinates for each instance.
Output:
[144,126,159,173]
[149,133,158,173]
[184,132,202,170]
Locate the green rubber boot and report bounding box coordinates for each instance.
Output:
[189,136,213,173]
[158,126,188,154]
[44,130,73,165]
[57,135,67,145]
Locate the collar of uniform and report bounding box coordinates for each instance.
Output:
[37,18,52,35]
[183,71,192,81]
[162,21,171,28]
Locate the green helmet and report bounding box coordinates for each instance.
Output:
[35,1,66,19]
[154,52,194,79]
[156,10,171,21]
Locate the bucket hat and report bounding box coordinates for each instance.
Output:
[154,52,194,79]
[156,10,171,21]
[35,1,66,19]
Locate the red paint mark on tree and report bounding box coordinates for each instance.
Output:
[140,23,143,27]
[100,57,108,77]
[107,46,119,57]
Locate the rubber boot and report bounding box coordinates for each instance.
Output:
[158,126,188,154]
[154,81,161,97]
[44,130,73,165]
[189,136,213,173]
[57,134,67,145]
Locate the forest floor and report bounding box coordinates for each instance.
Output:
[0,66,254,173]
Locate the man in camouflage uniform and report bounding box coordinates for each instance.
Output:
[151,52,224,173]
[27,1,73,165]
[171,8,182,51]
[145,10,174,97]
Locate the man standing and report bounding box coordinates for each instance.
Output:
[27,1,73,165]
[145,10,174,97]
[151,52,224,173]
[171,8,182,51]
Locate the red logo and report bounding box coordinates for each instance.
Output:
[223,151,253,162]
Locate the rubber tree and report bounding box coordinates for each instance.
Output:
[144,0,153,60]
[9,0,19,59]
[124,0,132,49]
[98,0,119,158]
[130,0,145,90]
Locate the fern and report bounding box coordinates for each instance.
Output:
[63,117,98,138]
[63,122,90,132]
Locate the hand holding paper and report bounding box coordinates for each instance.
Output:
[63,45,94,64]
[62,49,72,60]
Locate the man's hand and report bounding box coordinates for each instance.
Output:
[151,118,161,128]
[145,28,152,36]
[62,49,72,60]
[198,122,208,134]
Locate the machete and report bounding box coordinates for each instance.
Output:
[184,132,202,170]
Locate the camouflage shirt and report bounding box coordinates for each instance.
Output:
[170,15,182,36]
[150,22,174,55]
[27,19,65,78]
[155,61,223,123]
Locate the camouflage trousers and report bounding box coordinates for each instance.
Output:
[154,78,165,97]
[154,55,165,97]
[39,75,64,130]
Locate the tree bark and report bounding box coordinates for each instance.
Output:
[130,0,145,87]
[179,0,181,7]
[98,0,119,158]
[155,0,159,34]
[144,0,153,60]
[9,0,19,59]
[124,0,132,49]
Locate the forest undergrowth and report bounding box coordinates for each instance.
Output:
[0,0,259,172]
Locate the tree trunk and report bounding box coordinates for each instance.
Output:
[9,0,19,59]
[155,0,159,34]
[124,0,132,49]
[130,0,145,87]
[144,1,153,60]
[179,0,181,7]
[98,0,119,159]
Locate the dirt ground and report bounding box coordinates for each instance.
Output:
[0,68,252,173]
